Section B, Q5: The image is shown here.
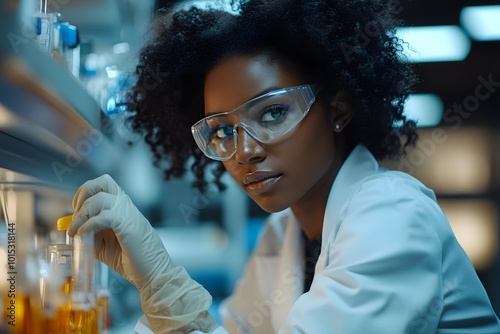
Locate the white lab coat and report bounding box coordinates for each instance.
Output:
[136,144,500,334]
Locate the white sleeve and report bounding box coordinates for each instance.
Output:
[134,315,229,334]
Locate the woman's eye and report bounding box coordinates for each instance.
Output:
[215,126,233,139]
[261,105,289,122]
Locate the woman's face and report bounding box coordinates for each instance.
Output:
[204,54,341,213]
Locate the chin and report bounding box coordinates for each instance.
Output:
[252,196,290,214]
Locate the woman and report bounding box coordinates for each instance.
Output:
[68,0,500,333]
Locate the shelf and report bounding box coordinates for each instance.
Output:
[0,38,121,190]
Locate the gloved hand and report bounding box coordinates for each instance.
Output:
[68,174,219,334]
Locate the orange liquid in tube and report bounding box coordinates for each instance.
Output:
[3,245,47,333]
[3,294,28,333]
[3,276,47,333]
[26,296,47,334]
[97,292,110,332]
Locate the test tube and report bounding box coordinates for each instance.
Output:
[45,215,74,332]
[70,233,99,333]
[95,262,111,333]
[72,233,94,308]
[48,214,100,333]
[48,244,73,294]
[48,214,74,294]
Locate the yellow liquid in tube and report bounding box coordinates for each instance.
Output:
[3,294,28,334]
[97,293,110,332]
[45,305,99,334]
[63,307,99,334]
[3,294,48,334]
[2,215,100,333]
[46,215,100,334]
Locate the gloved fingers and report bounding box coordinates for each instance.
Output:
[74,209,118,236]
[81,209,161,287]
[68,192,117,237]
[93,231,108,263]
[94,229,124,275]
[72,174,123,212]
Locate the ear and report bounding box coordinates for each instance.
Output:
[330,90,353,132]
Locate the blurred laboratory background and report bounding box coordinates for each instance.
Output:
[0,0,499,332]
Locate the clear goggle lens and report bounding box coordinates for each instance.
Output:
[191,84,319,161]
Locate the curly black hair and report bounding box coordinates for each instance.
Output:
[127,0,419,192]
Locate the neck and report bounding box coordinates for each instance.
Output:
[291,142,352,241]
[292,197,328,241]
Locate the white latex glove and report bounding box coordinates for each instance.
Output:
[68,174,218,334]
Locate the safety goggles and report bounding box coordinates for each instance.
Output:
[191,84,320,161]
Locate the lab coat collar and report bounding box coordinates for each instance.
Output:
[271,213,304,332]
[322,144,379,251]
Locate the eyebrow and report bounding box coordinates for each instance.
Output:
[205,86,281,117]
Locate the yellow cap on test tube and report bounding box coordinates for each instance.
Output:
[56,214,73,231]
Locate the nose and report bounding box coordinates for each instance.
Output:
[234,127,266,164]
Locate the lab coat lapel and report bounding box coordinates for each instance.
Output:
[320,144,379,269]
[271,214,304,332]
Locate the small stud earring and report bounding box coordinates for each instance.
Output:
[334,124,341,131]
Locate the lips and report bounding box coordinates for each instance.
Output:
[243,171,283,195]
